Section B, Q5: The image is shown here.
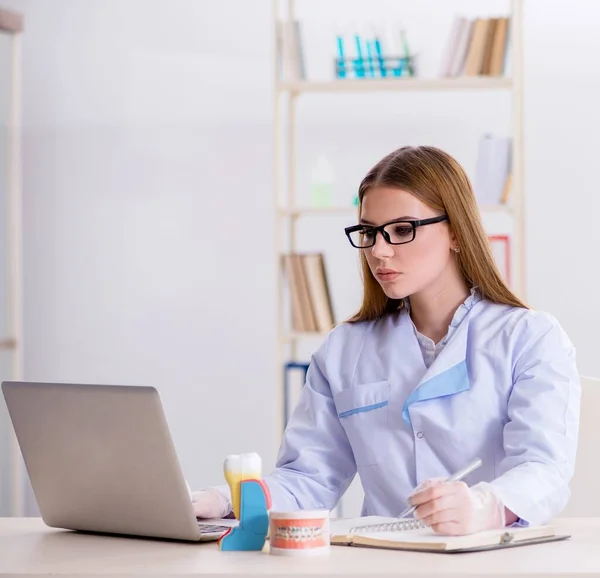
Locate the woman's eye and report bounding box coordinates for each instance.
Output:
[362,229,374,239]
[393,226,413,237]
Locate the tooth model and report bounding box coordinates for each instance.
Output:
[223,452,262,520]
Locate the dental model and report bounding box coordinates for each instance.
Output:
[219,452,271,552]
[223,452,262,520]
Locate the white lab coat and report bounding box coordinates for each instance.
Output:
[259,297,580,527]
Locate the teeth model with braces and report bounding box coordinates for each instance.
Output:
[274,525,324,541]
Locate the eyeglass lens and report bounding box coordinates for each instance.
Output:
[349,222,415,247]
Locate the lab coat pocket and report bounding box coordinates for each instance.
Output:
[333,380,390,467]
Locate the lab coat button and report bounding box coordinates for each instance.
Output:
[416,431,424,439]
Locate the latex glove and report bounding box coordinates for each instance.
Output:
[409,480,506,535]
[191,488,231,519]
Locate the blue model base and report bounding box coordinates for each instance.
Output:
[218,479,270,551]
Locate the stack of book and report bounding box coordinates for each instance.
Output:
[440,15,510,77]
[282,253,335,334]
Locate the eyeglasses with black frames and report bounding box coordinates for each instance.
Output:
[344,215,449,249]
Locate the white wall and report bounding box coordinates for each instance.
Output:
[0,0,599,517]
[522,1,600,372]
[2,0,280,515]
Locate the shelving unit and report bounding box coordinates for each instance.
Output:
[272,1,524,512]
[0,6,24,517]
[278,76,514,94]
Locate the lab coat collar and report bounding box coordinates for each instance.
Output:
[401,292,483,426]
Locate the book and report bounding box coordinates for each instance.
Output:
[330,516,568,553]
[278,19,305,81]
[448,18,473,77]
[489,17,509,76]
[282,252,335,334]
[463,18,490,76]
[438,15,465,77]
[290,253,317,332]
[441,14,509,77]
[282,254,308,332]
[473,133,512,205]
[480,18,498,75]
[302,253,335,333]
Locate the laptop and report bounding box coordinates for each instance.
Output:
[1,380,238,542]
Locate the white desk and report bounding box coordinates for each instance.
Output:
[0,517,599,577]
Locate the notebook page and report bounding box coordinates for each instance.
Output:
[354,525,554,547]
[330,516,398,536]
[357,528,446,543]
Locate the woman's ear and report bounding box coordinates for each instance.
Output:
[448,227,459,252]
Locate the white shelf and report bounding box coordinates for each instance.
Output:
[277,76,513,95]
[283,331,329,344]
[273,0,526,460]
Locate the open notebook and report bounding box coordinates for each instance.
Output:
[329,516,569,553]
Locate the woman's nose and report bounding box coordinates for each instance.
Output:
[371,232,394,259]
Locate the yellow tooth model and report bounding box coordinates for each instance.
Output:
[223,452,262,520]
[219,452,271,551]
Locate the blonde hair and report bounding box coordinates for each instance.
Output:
[348,145,527,323]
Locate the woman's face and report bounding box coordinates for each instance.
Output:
[360,187,456,300]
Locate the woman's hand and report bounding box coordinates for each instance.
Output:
[409,480,506,535]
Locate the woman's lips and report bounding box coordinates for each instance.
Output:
[376,269,401,282]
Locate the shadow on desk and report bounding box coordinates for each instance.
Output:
[7,527,214,573]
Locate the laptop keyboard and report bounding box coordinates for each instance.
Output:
[197,523,230,534]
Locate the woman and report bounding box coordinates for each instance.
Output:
[192,146,580,535]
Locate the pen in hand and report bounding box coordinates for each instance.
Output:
[396,457,483,519]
